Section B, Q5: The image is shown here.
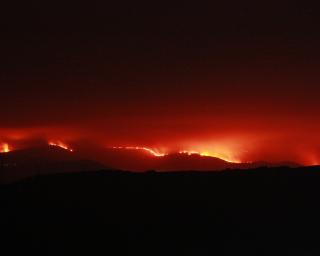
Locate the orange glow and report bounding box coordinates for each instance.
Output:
[0,143,10,153]
[0,126,319,166]
[111,146,239,163]
[112,146,166,157]
[179,150,201,155]
[199,152,239,163]
[308,155,319,166]
[49,141,73,152]
[178,150,239,163]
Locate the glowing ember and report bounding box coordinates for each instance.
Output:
[0,143,10,153]
[49,141,73,152]
[112,146,166,157]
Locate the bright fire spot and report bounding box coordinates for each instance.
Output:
[0,143,10,153]
[49,141,73,152]
[112,146,166,157]
[179,150,239,163]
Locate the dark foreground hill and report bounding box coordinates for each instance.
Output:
[0,146,300,183]
[0,146,106,183]
[1,166,320,255]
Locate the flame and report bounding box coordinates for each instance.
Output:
[111,146,239,162]
[112,146,166,157]
[179,150,239,163]
[49,141,73,152]
[199,152,238,163]
[0,143,10,153]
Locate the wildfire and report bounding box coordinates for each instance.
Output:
[0,143,10,153]
[179,150,239,163]
[49,141,73,152]
[112,146,166,157]
[111,146,239,162]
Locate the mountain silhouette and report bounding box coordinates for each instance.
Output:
[76,147,301,171]
[0,146,105,183]
[154,153,232,171]
[0,145,301,183]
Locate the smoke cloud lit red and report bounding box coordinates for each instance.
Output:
[1,0,320,169]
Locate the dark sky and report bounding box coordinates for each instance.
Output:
[1,1,320,164]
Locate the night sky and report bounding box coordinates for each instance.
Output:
[1,1,320,164]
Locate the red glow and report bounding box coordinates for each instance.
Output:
[111,147,239,163]
[49,141,74,152]
[178,150,239,163]
[0,125,319,166]
[112,146,166,157]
